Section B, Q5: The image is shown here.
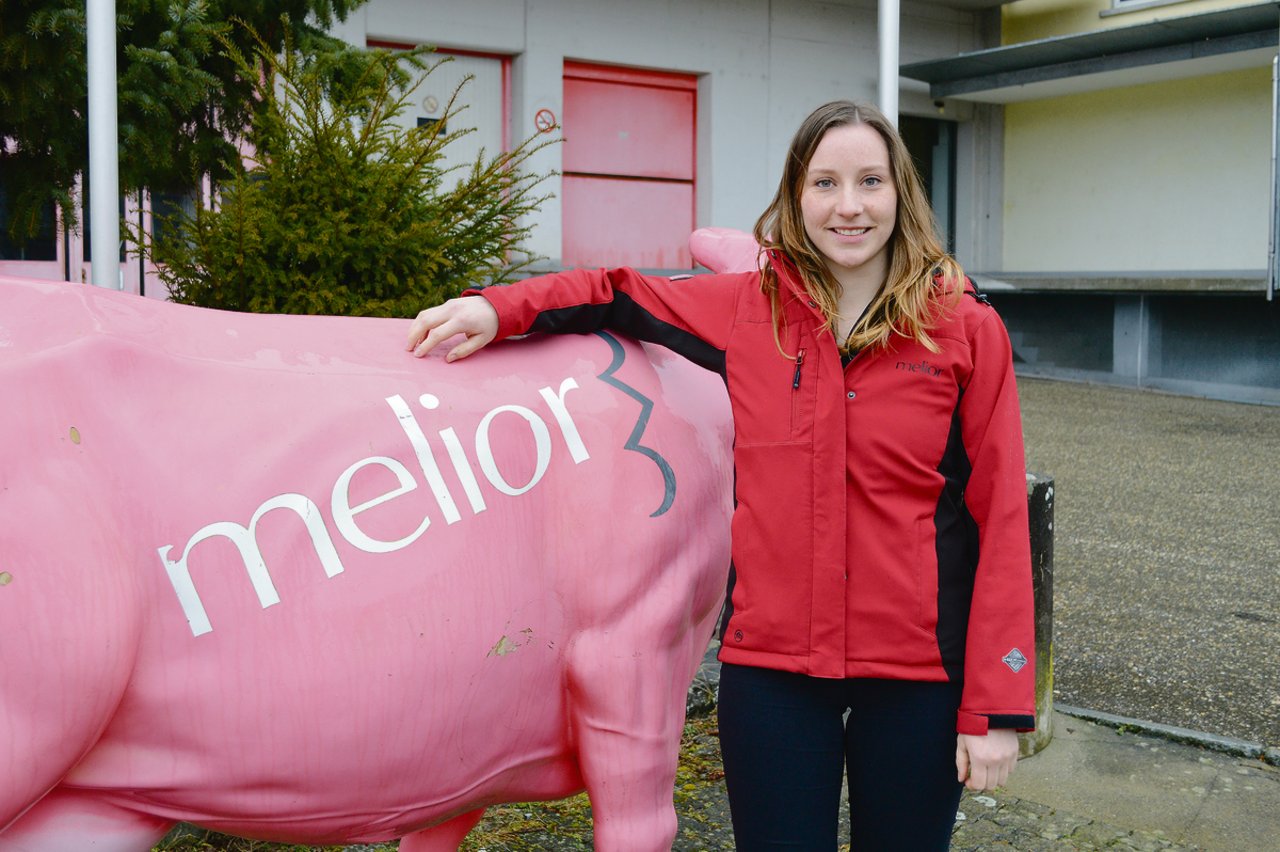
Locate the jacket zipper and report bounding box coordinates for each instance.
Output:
[790,347,807,433]
[792,348,806,389]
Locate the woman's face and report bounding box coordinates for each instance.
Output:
[799,123,897,287]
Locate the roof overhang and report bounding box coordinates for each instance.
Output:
[902,2,1280,103]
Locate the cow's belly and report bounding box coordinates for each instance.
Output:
[89,750,584,843]
[67,587,581,837]
[89,747,583,844]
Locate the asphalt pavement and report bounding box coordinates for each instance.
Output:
[1016,377,1280,747]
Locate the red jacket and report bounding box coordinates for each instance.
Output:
[471,256,1036,733]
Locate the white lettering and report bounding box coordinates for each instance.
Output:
[440,427,487,514]
[475,405,551,496]
[539,378,590,464]
[419,392,487,515]
[161,377,594,637]
[386,394,462,524]
[331,456,431,553]
[158,493,345,637]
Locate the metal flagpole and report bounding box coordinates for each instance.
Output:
[878,0,900,127]
[87,0,122,289]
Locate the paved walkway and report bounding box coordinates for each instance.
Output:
[974,710,1280,851]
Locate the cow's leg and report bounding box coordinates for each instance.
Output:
[0,788,172,851]
[398,808,485,852]
[567,635,684,852]
[0,479,142,831]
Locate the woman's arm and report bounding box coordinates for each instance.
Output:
[409,267,748,371]
[954,307,1037,734]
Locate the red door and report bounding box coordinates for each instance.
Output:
[561,62,696,270]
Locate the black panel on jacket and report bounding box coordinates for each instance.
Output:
[529,291,728,375]
[934,395,979,682]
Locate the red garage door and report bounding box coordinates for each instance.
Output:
[562,62,696,270]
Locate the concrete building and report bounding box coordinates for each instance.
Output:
[327,0,997,271]
[905,0,1280,404]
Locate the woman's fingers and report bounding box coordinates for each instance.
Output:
[415,317,462,358]
[444,327,496,362]
[406,304,448,353]
[957,730,1019,791]
[406,297,499,360]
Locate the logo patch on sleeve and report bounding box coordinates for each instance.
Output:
[1002,648,1028,673]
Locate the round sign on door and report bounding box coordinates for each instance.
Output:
[535,109,557,133]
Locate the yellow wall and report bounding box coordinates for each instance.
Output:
[1003,0,1254,43]
[1002,65,1270,272]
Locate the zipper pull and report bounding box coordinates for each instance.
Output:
[792,348,806,389]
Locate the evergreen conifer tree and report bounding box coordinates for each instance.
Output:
[132,26,553,316]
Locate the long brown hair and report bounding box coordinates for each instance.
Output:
[754,100,963,356]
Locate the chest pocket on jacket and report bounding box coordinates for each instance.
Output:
[729,323,818,445]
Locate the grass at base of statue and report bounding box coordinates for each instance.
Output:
[460,713,732,850]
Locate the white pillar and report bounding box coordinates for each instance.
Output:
[87,0,121,289]
[878,0,899,127]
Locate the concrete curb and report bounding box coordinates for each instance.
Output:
[1057,703,1279,766]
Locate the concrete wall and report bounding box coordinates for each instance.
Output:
[335,0,984,267]
[1001,65,1271,273]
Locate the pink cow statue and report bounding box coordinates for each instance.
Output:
[0,259,736,849]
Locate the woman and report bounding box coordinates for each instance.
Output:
[406,100,1035,850]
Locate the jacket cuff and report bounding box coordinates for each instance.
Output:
[986,713,1036,732]
[957,711,1037,735]
[956,711,989,735]
[463,285,525,341]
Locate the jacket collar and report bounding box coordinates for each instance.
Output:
[765,250,828,326]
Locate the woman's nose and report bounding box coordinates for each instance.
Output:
[834,187,863,216]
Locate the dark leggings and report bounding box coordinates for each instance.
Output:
[717,663,965,851]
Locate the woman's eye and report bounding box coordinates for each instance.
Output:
[815,178,835,189]
[863,176,883,187]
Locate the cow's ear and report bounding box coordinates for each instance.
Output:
[689,228,762,274]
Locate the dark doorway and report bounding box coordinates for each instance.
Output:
[899,115,957,253]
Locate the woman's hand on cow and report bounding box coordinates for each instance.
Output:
[956,729,1019,791]
[407,296,500,361]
